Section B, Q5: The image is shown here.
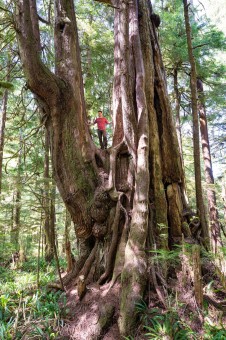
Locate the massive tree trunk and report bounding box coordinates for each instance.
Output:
[15,0,189,336]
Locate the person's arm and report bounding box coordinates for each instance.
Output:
[105,118,112,125]
[86,118,97,126]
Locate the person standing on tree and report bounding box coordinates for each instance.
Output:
[93,110,111,149]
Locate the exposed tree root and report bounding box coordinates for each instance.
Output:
[203,294,226,313]
[47,282,65,291]
[110,204,129,288]
[78,240,99,278]
[150,262,167,308]
[63,239,93,286]
[98,195,123,284]
[147,203,167,308]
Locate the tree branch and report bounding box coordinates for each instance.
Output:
[15,0,61,103]
[193,43,209,49]
[94,0,112,5]
[38,14,50,25]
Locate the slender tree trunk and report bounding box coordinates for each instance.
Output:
[51,184,64,290]
[0,55,12,194]
[197,78,222,254]
[50,181,56,251]
[65,209,73,273]
[0,85,9,194]
[183,0,209,247]
[37,223,42,289]
[43,129,55,262]
[223,177,226,223]
[11,133,22,249]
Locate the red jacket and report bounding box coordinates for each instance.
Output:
[94,117,109,131]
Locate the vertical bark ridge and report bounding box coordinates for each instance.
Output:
[112,3,124,146]
[119,0,138,159]
[173,67,183,155]
[151,27,182,183]
[139,0,168,248]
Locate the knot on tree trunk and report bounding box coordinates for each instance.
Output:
[90,188,112,223]
[75,224,92,239]
[92,222,107,239]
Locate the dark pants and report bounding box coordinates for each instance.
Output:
[97,129,107,149]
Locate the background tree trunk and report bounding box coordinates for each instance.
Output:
[197,78,222,254]
[0,57,11,195]
[43,129,55,262]
[183,0,209,247]
[64,209,73,273]
[0,89,8,195]
[10,133,22,249]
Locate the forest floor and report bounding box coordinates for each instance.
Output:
[1,258,226,339]
[57,268,226,340]
[59,279,122,340]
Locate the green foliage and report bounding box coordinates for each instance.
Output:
[135,300,197,340]
[149,245,185,267]
[204,320,226,339]
[0,80,14,91]
[0,258,66,339]
[75,0,114,116]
